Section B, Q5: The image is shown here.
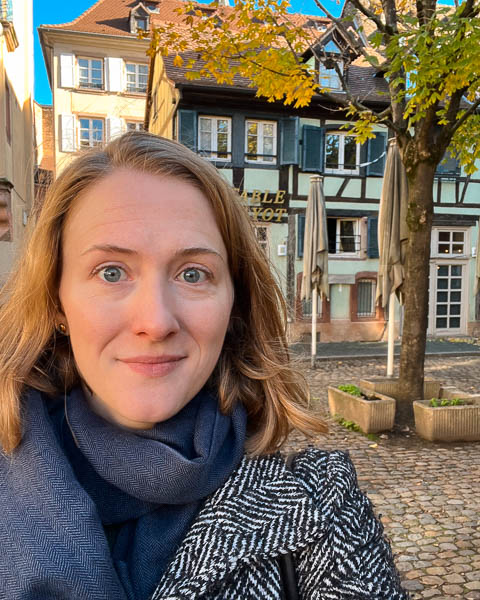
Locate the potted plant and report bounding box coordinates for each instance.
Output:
[327,384,395,434]
[413,388,480,442]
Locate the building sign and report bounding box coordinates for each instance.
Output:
[236,189,290,223]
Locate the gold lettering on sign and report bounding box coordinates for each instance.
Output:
[262,208,274,221]
[251,206,263,220]
[262,190,272,204]
[251,190,262,203]
[240,190,249,200]
[275,208,287,222]
[274,190,286,204]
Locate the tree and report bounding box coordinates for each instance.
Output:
[149,0,480,421]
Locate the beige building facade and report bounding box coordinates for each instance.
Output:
[0,0,34,282]
[39,0,151,176]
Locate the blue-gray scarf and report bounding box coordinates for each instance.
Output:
[0,386,247,600]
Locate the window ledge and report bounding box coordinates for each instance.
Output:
[0,20,18,52]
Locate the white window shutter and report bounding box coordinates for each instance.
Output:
[105,57,124,92]
[59,53,75,88]
[106,117,125,141]
[60,114,76,152]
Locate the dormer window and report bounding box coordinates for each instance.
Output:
[130,4,150,33]
[318,40,343,90]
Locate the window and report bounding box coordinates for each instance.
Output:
[327,218,360,254]
[254,225,269,256]
[78,58,103,90]
[325,133,360,174]
[301,297,323,317]
[245,120,277,164]
[79,118,104,148]
[135,15,148,31]
[436,230,465,255]
[126,121,144,132]
[198,116,231,160]
[125,63,148,93]
[357,279,376,317]
[319,63,342,90]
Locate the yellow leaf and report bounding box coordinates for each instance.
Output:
[173,55,184,68]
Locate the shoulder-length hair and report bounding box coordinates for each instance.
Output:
[0,132,327,454]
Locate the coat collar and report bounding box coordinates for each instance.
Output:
[151,452,327,600]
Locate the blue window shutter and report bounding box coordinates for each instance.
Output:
[436,149,460,176]
[302,125,324,172]
[366,132,387,176]
[177,110,197,151]
[367,216,379,258]
[298,214,306,257]
[280,117,299,165]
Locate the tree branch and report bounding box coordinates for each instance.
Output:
[340,0,390,36]
[448,97,480,138]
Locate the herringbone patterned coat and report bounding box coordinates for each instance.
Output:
[151,448,408,599]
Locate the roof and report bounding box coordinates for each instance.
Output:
[39,0,330,39]
[40,0,140,37]
[162,51,390,106]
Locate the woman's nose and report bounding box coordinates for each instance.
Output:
[129,279,180,341]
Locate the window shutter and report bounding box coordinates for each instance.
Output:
[105,57,124,92]
[302,125,324,172]
[60,53,75,88]
[177,110,197,151]
[297,213,306,257]
[106,117,125,141]
[436,149,460,176]
[366,132,387,176]
[367,216,379,258]
[280,117,299,165]
[60,114,76,152]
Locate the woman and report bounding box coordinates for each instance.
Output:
[0,132,408,599]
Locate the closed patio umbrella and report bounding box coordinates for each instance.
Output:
[301,175,329,368]
[475,225,480,296]
[376,139,409,377]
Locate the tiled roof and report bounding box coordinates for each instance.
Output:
[163,52,390,105]
[41,0,330,39]
[42,0,139,37]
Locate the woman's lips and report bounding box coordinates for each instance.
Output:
[119,355,185,377]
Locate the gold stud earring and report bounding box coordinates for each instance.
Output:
[58,323,67,335]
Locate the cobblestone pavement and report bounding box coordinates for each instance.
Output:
[284,356,480,599]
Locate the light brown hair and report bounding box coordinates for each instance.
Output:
[0,132,327,454]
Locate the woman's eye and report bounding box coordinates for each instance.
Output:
[180,268,207,284]
[97,266,126,283]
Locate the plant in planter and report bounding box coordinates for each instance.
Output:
[414,390,480,442]
[327,384,395,434]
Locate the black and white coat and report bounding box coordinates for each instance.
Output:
[151,448,409,600]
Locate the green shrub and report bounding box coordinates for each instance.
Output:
[429,397,465,407]
[338,384,362,397]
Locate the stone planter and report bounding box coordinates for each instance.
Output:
[360,377,442,400]
[414,393,480,442]
[327,386,396,434]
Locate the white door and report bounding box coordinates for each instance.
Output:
[428,261,467,335]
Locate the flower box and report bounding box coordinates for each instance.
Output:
[327,385,396,434]
[414,391,480,442]
[359,377,442,400]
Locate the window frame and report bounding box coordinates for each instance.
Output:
[432,228,467,258]
[245,119,278,165]
[253,224,270,257]
[318,61,343,90]
[324,132,360,175]
[356,278,376,318]
[125,121,144,132]
[197,115,232,162]
[77,57,104,90]
[328,217,361,256]
[125,62,149,94]
[350,273,383,322]
[78,117,105,148]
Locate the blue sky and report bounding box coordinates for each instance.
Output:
[33,0,343,105]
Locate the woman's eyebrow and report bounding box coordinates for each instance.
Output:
[80,245,225,262]
[81,244,137,257]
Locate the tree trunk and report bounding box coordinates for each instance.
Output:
[397,161,436,425]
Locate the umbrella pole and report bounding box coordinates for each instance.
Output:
[387,292,395,377]
[311,288,318,369]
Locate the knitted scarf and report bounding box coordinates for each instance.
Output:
[0,386,247,600]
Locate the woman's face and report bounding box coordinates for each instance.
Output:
[58,168,234,429]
